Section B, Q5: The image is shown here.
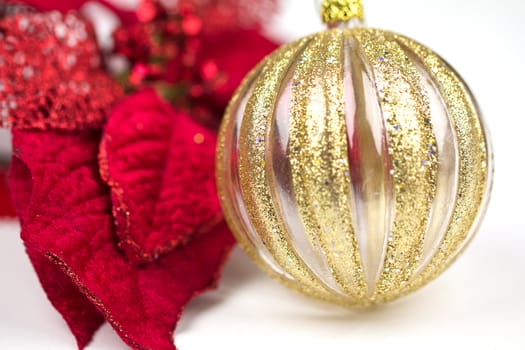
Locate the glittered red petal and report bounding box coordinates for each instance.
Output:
[100,88,222,264]
[11,129,235,350]
[0,12,123,130]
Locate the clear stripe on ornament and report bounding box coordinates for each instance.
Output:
[343,35,394,295]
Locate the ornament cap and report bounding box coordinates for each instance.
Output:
[321,0,365,27]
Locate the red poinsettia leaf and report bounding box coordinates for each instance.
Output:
[0,11,123,130]
[25,247,106,349]
[10,129,235,349]
[10,130,110,348]
[99,88,222,264]
[44,221,234,350]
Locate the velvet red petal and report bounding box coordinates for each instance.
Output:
[10,130,111,348]
[25,246,106,349]
[100,88,222,264]
[0,11,123,130]
[11,128,235,350]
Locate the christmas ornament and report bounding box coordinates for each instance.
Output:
[217,0,493,305]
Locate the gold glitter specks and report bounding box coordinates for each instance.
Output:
[322,0,365,25]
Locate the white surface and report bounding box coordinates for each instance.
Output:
[2,0,525,349]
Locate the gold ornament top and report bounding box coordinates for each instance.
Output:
[321,0,365,25]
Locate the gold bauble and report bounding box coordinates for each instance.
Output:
[216,0,493,305]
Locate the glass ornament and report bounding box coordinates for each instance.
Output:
[216,0,493,305]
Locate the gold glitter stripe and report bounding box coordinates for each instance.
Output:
[217,62,301,288]
[354,29,438,300]
[395,36,490,294]
[238,37,349,302]
[396,42,461,277]
[288,30,367,301]
[266,51,347,295]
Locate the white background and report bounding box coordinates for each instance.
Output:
[1,0,525,349]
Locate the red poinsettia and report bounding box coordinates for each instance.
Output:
[1,0,280,349]
[11,89,235,349]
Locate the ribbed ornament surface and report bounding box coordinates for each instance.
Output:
[216,28,493,305]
